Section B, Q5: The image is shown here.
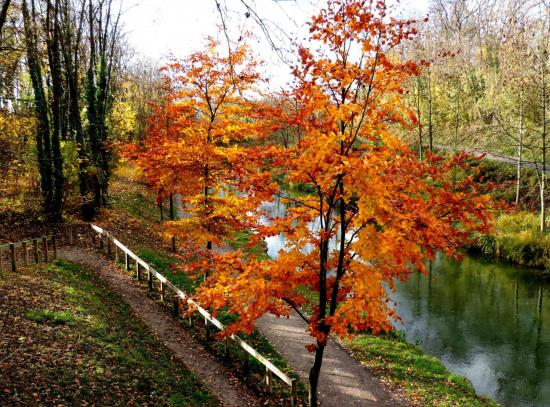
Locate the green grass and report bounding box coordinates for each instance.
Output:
[25,309,77,326]
[470,211,550,274]
[346,334,498,406]
[19,259,218,406]
[228,229,270,260]
[111,190,160,224]
[137,248,202,294]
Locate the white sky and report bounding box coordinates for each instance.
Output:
[119,0,430,89]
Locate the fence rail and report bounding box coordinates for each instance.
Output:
[0,235,56,272]
[89,224,298,405]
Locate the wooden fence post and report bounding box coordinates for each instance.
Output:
[43,237,49,262]
[243,354,250,374]
[33,239,39,263]
[147,269,153,292]
[114,245,119,262]
[160,281,165,302]
[22,241,28,267]
[125,252,129,270]
[10,243,16,272]
[107,238,112,258]
[99,235,104,250]
[136,259,140,280]
[266,367,273,393]
[172,297,179,317]
[52,236,57,259]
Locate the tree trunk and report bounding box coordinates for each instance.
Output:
[0,0,11,42]
[308,342,326,407]
[541,56,548,234]
[516,92,524,206]
[169,194,174,220]
[46,0,64,222]
[415,77,423,159]
[22,0,55,220]
[60,0,93,219]
[427,69,433,152]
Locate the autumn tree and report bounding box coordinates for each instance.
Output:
[127,38,264,266]
[191,1,493,405]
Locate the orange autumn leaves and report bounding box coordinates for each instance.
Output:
[124,0,493,347]
[125,38,264,250]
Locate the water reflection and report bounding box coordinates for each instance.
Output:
[393,255,550,407]
[259,195,338,258]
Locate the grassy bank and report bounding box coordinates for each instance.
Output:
[0,259,218,406]
[470,211,550,275]
[345,334,498,406]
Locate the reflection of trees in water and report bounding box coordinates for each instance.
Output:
[394,256,550,406]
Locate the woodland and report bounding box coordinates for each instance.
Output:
[0,0,549,406]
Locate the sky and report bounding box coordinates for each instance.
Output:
[118,0,430,89]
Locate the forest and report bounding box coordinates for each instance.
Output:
[0,0,549,406]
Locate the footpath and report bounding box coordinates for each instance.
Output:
[256,313,407,406]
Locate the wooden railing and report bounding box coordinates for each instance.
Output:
[0,235,57,272]
[90,224,298,406]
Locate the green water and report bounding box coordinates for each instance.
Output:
[393,255,550,407]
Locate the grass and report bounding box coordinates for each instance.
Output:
[138,247,201,294]
[228,229,270,260]
[25,309,77,326]
[0,259,218,406]
[470,211,550,274]
[345,334,499,406]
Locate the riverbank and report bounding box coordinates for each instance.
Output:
[470,211,550,276]
[345,334,498,406]
[293,281,499,406]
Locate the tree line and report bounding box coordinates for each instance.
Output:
[0,0,149,222]
[405,0,549,230]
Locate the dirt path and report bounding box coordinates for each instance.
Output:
[256,313,408,407]
[59,247,262,407]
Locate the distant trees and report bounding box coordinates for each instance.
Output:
[1,0,124,221]
[406,0,549,229]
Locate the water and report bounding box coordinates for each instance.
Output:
[261,196,550,406]
[393,256,550,407]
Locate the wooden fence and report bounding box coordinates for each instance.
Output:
[0,235,57,272]
[89,224,298,406]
